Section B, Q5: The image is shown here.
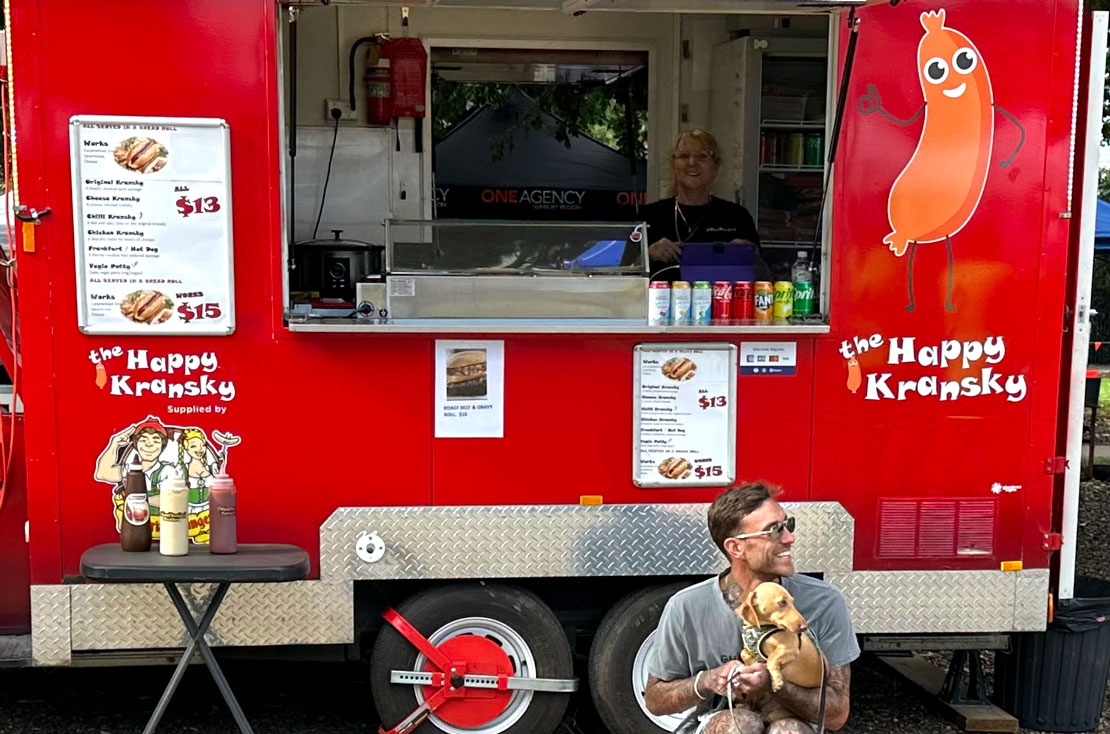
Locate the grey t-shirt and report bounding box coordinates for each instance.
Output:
[646,573,860,733]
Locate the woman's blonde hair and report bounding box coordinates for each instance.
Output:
[669,129,721,195]
[178,428,207,485]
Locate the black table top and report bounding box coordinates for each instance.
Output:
[80,543,310,583]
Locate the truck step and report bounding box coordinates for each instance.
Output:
[875,653,1017,733]
[0,634,31,667]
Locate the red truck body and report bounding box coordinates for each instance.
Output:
[0,0,1104,731]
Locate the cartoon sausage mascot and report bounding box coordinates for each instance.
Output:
[846,357,862,394]
[859,9,1024,312]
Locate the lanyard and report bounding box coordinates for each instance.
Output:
[674,200,707,244]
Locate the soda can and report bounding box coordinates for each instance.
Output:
[753,281,774,322]
[712,281,733,323]
[648,281,670,325]
[773,281,794,320]
[787,133,805,167]
[760,133,776,165]
[671,281,692,325]
[732,281,753,321]
[692,282,712,325]
[804,133,823,168]
[793,280,816,316]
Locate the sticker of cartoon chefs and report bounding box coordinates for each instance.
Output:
[93,416,241,544]
[858,9,1025,313]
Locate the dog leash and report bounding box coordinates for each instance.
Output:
[723,635,829,734]
[815,651,828,734]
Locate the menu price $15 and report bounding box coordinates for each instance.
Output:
[176,196,222,218]
[177,301,223,324]
[693,465,724,479]
[698,395,728,410]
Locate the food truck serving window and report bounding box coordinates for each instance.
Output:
[280,5,835,334]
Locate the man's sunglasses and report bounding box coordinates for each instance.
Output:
[730,516,796,541]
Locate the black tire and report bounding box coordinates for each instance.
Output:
[589,582,691,734]
[370,584,573,734]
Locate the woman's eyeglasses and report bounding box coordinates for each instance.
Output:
[672,152,714,163]
[730,516,796,541]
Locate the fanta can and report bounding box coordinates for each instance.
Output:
[753,282,774,323]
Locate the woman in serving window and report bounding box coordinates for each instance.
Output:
[623,129,771,282]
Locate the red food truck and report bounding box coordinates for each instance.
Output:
[0,0,1106,732]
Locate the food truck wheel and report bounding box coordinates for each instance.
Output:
[370,584,573,734]
[589,583,690,734]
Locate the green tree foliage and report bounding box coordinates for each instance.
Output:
[432,77,648,163]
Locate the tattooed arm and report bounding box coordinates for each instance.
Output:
[644,659,747,716]
[644,674,704,716]
[770,664,851,730]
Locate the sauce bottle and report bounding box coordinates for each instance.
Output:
[208,471,237,554]
[159,473,189,556]
[120,460,152,552]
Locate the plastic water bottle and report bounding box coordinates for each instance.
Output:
[792,251,815,317]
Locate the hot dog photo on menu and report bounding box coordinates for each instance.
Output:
[661,357,697,381]
[120,290,174,325]
[113,137,168,174]
[445,349,487,399]
[657,457,692,480]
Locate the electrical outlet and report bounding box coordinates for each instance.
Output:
[325,99,355,122]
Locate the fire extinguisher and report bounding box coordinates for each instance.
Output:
[365,58,392,127]
[380,38,427,119]
[348,36,427,123]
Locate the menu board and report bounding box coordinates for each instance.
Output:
[634,344,737,487]
[70,116,234,335]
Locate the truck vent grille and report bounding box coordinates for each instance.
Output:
[878,499,997,558]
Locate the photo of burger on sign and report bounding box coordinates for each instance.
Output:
[446,350,487,399]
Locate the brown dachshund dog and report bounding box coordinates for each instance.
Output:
[737,582,827,723]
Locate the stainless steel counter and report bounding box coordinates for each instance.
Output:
[285,317,831,335]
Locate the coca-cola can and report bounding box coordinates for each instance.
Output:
[712,281,733,323]
[733,281,754,320]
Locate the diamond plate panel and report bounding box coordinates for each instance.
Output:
[31,585,71,666]
[71,581,351,651]
[827,569,1049,634]
[1014,569,1051,631]
[320,502,853,581]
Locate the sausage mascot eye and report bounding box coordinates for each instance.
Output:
[952,47,978,75]
[924,57,949,84]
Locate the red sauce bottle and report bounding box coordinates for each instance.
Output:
[208,471,237,554]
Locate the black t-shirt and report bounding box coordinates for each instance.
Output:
[621,196,763,282]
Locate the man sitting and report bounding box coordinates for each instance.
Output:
[644,483,859,733]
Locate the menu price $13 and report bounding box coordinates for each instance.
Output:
[176,195,221,218]
[177,302,223,324]
[698,394,728,410]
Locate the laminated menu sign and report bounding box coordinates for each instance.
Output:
[634,344,737,487]
[70,116,234,335]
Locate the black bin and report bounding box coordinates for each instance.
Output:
[994,577,1110,732]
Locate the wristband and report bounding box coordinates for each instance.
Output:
[692,670,709,700]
